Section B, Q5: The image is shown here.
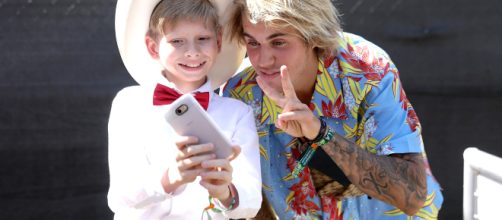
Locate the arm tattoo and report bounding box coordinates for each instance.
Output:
[320,133,427,215]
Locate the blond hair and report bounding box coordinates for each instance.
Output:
[229,0,342,57]
[147,0,220,40]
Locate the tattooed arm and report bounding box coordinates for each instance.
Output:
[321,133,426,216]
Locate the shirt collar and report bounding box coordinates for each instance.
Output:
[153,76,214,104]
[157,73,210,90]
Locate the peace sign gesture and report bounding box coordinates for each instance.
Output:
[256,65,321,140]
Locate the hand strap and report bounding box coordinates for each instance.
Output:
[201,184,237,220]
[292,118,335,178]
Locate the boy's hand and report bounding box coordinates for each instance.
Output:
[161,135,216,193]
[199,146,241,205]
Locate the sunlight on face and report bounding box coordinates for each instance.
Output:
[242,18,318,94]
[152,20,220,91]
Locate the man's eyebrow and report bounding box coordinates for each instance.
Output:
[243,32,254,39]
[266,33,286,40]
[243,32,287,40]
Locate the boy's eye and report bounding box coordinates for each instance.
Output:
[198,37,210,41]
[170,39,183,44]
[272,41,286,46]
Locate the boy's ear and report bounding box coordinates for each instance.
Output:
[145,35,160,59]
[216,29,223,53]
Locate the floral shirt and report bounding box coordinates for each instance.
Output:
[222,32,443,219]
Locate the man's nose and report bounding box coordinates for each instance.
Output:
[257,47,274,68]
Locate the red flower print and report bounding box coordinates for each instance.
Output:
[340,44,368,73]
[287,155,297,171]
[324,55,336,69]
[406,108,419,132]
[341,44,393,81]
[286,163,320,215]
[398,85,420,132]
[364,72,382,81]
[321,195,343,220]
[321,96,348,120]
[308,103,316,111]
[289,176,319,215]
[290,197,320,216]
[234,78,243,87]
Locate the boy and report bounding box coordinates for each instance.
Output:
[108,0,262,219]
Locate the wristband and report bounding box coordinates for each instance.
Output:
[292,118,335,178]
[311,118,327,143]
[201,184,237,220]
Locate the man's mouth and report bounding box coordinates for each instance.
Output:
[257,70,280,79]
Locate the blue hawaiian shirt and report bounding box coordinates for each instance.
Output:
[223,32,443,219]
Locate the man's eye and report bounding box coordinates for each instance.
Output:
[247,41,259,47]
[272,41,285,46]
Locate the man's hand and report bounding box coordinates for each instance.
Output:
[256,65,321,140]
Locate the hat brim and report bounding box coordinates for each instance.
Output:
[115,0,245,89]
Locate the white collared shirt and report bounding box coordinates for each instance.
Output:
[107,81,262,219]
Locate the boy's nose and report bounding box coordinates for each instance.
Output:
[184,43,201,58]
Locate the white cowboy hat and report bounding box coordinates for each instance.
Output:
[115,0,246,89]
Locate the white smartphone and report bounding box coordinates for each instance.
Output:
[164,93,233,159]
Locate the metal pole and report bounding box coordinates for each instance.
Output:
[463,147,502,220]
[463,147,477,220]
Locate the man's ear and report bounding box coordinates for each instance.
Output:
[145,35,159,59]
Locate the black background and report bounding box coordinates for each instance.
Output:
[1,0,501,219]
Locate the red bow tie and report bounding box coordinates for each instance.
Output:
[153,84,210,110]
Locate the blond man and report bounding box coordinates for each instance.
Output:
[223,0,443,219]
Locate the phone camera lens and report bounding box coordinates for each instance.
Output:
[175,104,188,115]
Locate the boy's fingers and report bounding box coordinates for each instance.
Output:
[199,179,231,192]
[180,169,203,180]
[179,143,214,159]
[201,159,233,173]
[200,170,232,183]
[174,135,199,150]
[178,154,215,170]
[227,146,241,161]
